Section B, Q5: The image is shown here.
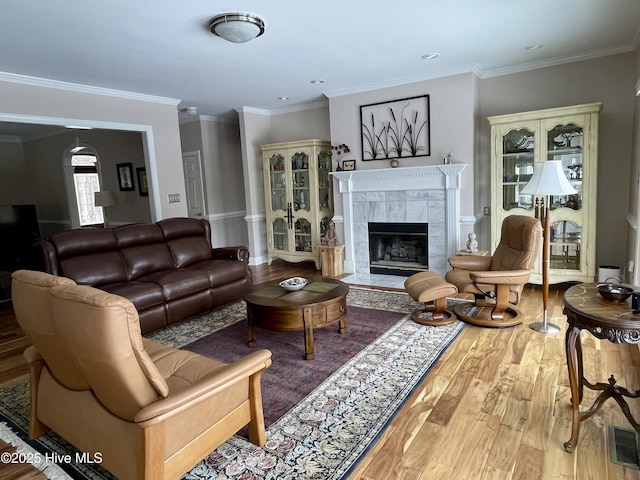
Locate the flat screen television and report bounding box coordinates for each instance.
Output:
[0,204,41,272]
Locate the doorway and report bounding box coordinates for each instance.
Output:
[182,150,207,219]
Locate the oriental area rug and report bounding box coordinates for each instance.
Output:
[0,287,464,480]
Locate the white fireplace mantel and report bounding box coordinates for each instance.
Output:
[331,164,466,275]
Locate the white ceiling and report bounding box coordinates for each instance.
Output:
[1,0,639,136]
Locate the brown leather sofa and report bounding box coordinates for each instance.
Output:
[12,269,272,480]
[39,217,251,334]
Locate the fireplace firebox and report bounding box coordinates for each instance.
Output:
[368,222,428,276]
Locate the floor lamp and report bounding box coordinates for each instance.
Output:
[94,190,115,228]
[521,160,577,334]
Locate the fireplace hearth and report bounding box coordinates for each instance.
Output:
[368,222,428,276]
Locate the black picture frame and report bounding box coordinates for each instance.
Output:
[342,159,356,171]
[360,94,431,161]
[136,167,148,196]
[117,163,135,191]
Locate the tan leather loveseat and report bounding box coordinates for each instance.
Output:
[12,269,272,480]
[39,217,250,334]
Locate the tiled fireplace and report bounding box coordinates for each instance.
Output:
[331,164,466,278]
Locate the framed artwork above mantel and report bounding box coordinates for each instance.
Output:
[360,95,431,161]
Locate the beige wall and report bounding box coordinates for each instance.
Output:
[237,104,331,264]
[0,141,29,204]
[0,78,187,221]
[328,73,480,248]
[480,52,636,270]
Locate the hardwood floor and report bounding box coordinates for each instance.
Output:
[1,262,640,479]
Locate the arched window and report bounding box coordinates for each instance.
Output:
[63,138,104,228]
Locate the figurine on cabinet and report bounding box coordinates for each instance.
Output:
[321,220,338,246]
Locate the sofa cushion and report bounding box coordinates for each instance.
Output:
[138,269,211,301]
[120,243,175,280]
[60,252,127,286]
[115,224,176,279]
[186,259,248,287]
[50,229,127,286]
[51,228,118,258]
[167,236,213,268]
[101,281,165,310]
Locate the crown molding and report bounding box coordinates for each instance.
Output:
[323,65,482,99]
[0,135,22,143]
[235,99,329,117]
[0,71,181,106]
[483,44,637,78]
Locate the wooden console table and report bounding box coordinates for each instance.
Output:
[563,282,640,452]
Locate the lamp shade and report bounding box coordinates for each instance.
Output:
[210,13,265,43]
[520,160,577,196]
[94,190,115,208]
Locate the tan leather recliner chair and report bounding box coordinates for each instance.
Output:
[11,269,272,480]
[444,215,542,327]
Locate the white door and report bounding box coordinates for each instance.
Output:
[182,150,206,219]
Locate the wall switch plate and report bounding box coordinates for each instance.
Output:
[167,194,180,203]
[483,206,490,216]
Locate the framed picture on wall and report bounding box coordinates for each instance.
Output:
[136,167,148,196]
[360,94,431,161]
[342,159,356,171]
[117,163,135,191]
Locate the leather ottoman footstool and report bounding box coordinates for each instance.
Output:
[404,271,458,326]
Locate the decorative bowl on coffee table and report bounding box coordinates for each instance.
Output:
[279,277,308,291]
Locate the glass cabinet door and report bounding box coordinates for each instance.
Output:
[550,220,581,271]
[547,123,583,211]
[268,154,286,211]
[546,122,584,272]
[294,218,312,252]
[291,151,310,212]
[317,150,332,210]
[272,217,288,252]
[501,128,535,211]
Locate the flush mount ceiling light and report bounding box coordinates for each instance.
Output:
[209,13,265,43]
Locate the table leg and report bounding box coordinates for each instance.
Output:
[247,314,257,348]
[338,315,347,334]
[303,306,315,360]
[564,323,582,452]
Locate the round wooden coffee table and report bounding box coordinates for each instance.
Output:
[243,276,349,360]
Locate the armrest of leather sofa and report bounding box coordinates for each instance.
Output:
[469,269,531,285]
[448,254,493,271]
[212,246,252,283]
[134,348,272,424]
[212,246,250,264]
[38,239,61,276]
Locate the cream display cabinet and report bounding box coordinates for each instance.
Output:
[261,139,333,269]
[488,103,602,284]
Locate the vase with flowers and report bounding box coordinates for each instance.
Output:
[331,144,351,171]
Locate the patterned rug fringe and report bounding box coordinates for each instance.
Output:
[0,422,71,479]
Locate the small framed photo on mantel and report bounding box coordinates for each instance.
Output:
[342,159,356,171]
